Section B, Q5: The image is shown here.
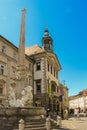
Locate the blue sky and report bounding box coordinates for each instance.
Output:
[0,0,87,96]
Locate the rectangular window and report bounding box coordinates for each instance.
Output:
[0,85,3,94]
[29,63,32,71]
[56,71,58,78]
[54,69,55,77]
[51,66,52,74]
[29,78,31,86]
[0,100,2,104]
[36,61,41,71]
[2,46,6,53]
[0,88,3,94]
[48,63,49,71]
[28,76,32,86]
[36,80,41,93]
[13,53,16,60]
[0,65,4,75]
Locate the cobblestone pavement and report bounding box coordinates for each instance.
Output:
[61,119,76,130]
[52,117,87,130]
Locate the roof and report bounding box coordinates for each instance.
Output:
[0,35,18,50]
[25,45,61,71]
[25,45,45,56]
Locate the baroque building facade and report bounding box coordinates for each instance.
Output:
[25,29,61,111]
[59,83,69,110]
[0,9,69,113]
[69,89,87,112]
[0,35,33,105]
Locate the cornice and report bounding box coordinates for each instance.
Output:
[0,35,18,51]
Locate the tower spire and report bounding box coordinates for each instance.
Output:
[18,8,26,65]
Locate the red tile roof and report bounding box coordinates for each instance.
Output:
[25,45,45,56]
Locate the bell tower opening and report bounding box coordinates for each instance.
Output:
[42,29,53,52]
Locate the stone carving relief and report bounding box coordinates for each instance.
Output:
[8,86,33,107]
[16,68,31,82]
[20,86,33,106]
[8,87,16,107]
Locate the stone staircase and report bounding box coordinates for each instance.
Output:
[0,116,59,130]
[13,117,58,130]
[24,118,46,130]
[0,106,46,130]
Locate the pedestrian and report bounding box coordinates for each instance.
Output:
[46,108,50,117]
[64,108,68,120]
[74,108,79,120]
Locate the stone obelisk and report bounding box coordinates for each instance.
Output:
[16,8,28,97]
[18,8,26,66]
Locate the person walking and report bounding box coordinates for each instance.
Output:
[64,108,69,120]
[74,108,79,120]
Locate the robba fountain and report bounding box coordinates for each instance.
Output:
[0,8,45,130]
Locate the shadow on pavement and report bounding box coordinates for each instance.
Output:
[59,128,74,130]
[52,125,74,130]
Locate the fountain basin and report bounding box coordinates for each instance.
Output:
[0,107,45,130]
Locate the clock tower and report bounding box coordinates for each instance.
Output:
[42,29,53,52]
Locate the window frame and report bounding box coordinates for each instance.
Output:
[0,84,3,95]
[36,80,41,93]
[29,63,32,71]
[0,65,4,75]
[48,63,49,72]
[51,66,52,74]
[36,61,41,71]
[13,53,17,60]
[2,46,6,53]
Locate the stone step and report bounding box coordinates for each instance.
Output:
[25,127,46,130]
[25,118,45,122]
[24,119,46,130]
[13,118,57,130]
[25,121,46,125]
[13,127,46,130]
[12,118,46,130]
[25,123,45,128]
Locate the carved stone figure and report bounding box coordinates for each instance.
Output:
[8,86,33,107]
[20,86,33,106]
[8,86,16,107]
